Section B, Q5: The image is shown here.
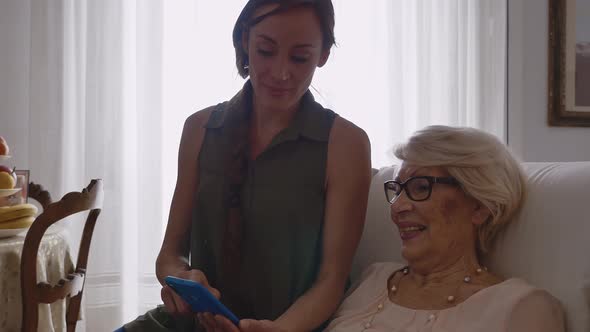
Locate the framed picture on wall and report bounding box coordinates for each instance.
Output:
[548,0,590,126]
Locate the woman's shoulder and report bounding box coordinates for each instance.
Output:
[188,85,252,130]
[330,116,369,144]
[465,278,564,327]
[473,278,555,304]
[184,102,229,131]
[437,278,564,331]
[483,278,552,298]
[503,279,563,317]
[327,116,371,171]
[495,279,566,330]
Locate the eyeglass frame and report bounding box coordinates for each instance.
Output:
[383,176,460,204]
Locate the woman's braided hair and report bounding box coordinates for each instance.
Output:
[221,0,335,283]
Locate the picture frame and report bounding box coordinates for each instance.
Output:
[548,0,590,126]
[14,169,30,203]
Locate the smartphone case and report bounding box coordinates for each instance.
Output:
[164,276,240,325]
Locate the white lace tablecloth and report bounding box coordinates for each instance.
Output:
[0,229,74,332]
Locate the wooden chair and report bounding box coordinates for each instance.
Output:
[27,182,53,211]
[20,179,103,332]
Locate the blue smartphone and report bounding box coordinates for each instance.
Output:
[164,276,240,325]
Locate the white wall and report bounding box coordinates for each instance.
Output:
[508,0,590,162]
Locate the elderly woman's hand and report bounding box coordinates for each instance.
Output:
[197,314,286,332]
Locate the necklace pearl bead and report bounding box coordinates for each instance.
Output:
[386,265,487,315]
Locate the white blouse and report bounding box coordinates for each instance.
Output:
[325,262,565,332]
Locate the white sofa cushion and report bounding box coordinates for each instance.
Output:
[352,162,590,332]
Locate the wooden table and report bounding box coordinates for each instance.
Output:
[0,227,73,332]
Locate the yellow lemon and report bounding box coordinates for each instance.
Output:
[0,171,15,189]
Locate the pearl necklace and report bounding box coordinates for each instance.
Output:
[360,265,487,331]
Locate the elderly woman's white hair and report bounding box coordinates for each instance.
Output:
[394,125,526,254]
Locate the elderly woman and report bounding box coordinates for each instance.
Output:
[210,125,565,332]
[322,125,565,331]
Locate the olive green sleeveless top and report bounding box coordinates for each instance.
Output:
[190,82,337,322]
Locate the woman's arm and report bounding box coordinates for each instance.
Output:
[507,290,565,332]
[155,108,222,314]
[274,117,372,332]
[155,108,212,282]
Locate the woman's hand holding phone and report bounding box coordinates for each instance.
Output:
[161,269,220,316]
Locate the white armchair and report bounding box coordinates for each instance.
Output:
[352,162,590,332]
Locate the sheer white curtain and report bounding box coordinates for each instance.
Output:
[60,0,166,330]
[313,0,507,167]
[26,0,506,330]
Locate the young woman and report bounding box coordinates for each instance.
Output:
[122,1,372,331]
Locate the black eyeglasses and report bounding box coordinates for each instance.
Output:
[384,176,460,203]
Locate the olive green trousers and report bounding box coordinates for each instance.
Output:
[123,305,204,332]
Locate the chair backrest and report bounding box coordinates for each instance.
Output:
[353,162,590,332]
[28,182,53,211]
[20,179,103,332]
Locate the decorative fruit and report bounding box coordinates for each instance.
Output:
[0,166,16,182]
[0,171,15,189]
[0,137,8,155]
